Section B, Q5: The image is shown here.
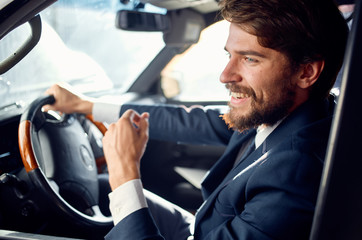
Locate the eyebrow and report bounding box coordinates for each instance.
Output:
[224,47,267,58]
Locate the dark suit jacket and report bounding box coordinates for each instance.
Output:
[105,97,335,240]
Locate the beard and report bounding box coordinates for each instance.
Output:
[222,75,296,132]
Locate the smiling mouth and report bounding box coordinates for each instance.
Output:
[231,92,250,99]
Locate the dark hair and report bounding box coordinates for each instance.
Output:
[220,0,349,99]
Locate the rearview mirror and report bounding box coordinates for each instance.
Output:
[0,15,41,74]
[115,10,169,32]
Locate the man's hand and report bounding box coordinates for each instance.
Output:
[43,82,94,114]
[103,109,149,190]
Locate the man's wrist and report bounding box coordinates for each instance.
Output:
[109,168,140,190]
[76,97,94,115]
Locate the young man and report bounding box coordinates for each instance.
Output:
[45,0,348,238]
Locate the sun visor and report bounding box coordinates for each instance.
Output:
[163,9,205,47]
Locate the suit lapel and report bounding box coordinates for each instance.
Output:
[195,130,258,226]
[195,122,294,228]
[200,129,256,198]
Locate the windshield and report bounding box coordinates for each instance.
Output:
[0,0,165,112]
[161,20,230,102]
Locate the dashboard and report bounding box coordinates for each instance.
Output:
[0,115,24,175]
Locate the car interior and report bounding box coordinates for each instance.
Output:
[0,0,361,239]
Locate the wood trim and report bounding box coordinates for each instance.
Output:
[85,114,107,173]
[85,114,107,135]
[18,120,39,172]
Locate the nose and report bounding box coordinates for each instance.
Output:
[220,58,241,84]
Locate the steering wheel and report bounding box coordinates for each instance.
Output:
[18,95,113,229]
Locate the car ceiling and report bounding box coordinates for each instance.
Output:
[0,0,220,48]
[141,0,220,13]
[0,0,220,77]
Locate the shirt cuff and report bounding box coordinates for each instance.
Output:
[108,179,148,225]
[92,101,121,124]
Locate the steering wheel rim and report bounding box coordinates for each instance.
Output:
[18,95,112,228]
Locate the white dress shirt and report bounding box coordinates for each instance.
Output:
[108,179,148,225]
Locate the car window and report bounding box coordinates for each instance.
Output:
[161,20,230,102]
[0,0,165,111]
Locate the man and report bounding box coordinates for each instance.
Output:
[44,0,348,239]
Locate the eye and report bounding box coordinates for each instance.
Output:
[245,57,257,63]
[225,51,231,59]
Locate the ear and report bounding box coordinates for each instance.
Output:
[296,60,325,89]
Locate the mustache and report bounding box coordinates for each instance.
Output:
[225,83,255,98]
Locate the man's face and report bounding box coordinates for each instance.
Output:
[220,23,299,132]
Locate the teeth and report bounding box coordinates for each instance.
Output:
[231,92,250,99]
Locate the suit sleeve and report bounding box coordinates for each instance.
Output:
[105,208,164,240]
[120,103,233,146]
